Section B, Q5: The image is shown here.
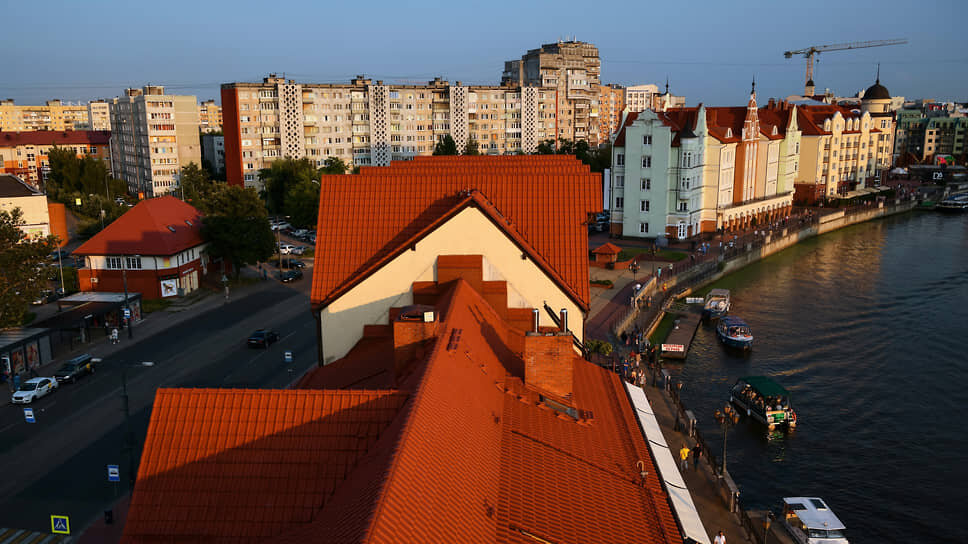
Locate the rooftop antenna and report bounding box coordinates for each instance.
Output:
[665,76,669,94]
[875,62,880,83]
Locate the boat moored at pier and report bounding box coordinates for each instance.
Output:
[780,497,849,544]
[936,193,968,212]
[716,316,753,350]
[702,288,731,320]
[730,376,797,430]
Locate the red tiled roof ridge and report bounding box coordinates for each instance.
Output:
[592,242,622,254]
[0,130,111,146]
[73,196,204,256]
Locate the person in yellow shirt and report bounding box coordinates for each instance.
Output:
[679,444,691,471]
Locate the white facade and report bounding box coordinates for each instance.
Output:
[625,84,660,113]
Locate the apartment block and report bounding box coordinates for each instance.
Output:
[201,133,225,174]
[609,87,797,240]
[198,99,222,133]
[624,84,659,113]
[0,130,111,187]
[87,100,111,131]
[0,99,91,131]
[503,40,601,145]
[109,86,201,198]
[895,109,967,163]
[221,75,557,188]
[597,84,624,143]
[794,78,895,200]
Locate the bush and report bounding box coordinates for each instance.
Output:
[584,339,614,356]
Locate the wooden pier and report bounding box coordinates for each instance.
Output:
[659,306,702,360]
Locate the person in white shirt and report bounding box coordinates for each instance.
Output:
[714,530,726,544]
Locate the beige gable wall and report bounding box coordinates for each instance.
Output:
[319,206,583,364]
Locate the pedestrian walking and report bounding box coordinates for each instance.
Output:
[679,444,690,472]
[714,530,726,544]
[111,328,119,345]
[692,442,703,470]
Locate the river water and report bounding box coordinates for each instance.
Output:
[672,212,967,543]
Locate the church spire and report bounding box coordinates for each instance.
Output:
[876,62,881,84]
[665,76,669,94]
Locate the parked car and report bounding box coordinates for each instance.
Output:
[32,289,54,305]
[292,229,309,239]
[290,246,307,255]
[278,244,296,255]
[11,377,58,404]
[54,354,98,383]
[280,269,303,282]
[270,222,292,231]
[247,329,280,348]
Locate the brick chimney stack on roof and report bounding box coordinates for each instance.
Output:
[524,327,574,400]
[393,305,438,375]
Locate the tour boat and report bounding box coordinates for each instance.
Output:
[730,376,797,430]
[780,497,849,544]
[936,193,968,212]
[716,316,753,350]
[702,288,731,320]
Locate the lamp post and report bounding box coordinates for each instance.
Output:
[119,360,153,491]
[121,254,138,339]
[714,404,741,478]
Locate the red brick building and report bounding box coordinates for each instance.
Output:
[73,196,211,300]
[0,130,111,187]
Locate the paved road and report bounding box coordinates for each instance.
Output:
[0,283,319,534]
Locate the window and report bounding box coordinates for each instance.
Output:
[616,153,624,166]
[639,222,649,234]
[640,200,650,212]
[641,178,651,190]
[615,197,624,210]
[614,175,624,188]
[678,202,688,212]
[643,135,652,145]
[106,257,122,269]
[126,256,142,269]
[642,156,652,168]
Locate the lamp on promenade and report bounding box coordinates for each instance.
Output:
[714,404,740,478]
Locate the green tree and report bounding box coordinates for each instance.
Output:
[201,185,275,278]
[0,209,56,327]
[464,136,481,156]
[286,179,320,228]
[258,158,319,214]
[179,162,220,213]
[320,156,348,175]
[535,139,556,155]
[433,135,459,155]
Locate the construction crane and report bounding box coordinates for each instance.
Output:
[784,39,907,95]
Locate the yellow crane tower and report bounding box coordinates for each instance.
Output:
[784,39,907,96]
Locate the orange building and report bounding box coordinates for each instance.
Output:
[0,131,111,187]
[121,156,707,543]
[598,83,625,143]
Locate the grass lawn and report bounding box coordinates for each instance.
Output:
[142,299,173,313]
[617,248,643,261]
[649,313,677,345]
[616,248,688,262]
[656,249,688,261]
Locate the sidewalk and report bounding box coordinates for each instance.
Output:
[2,273,281,407]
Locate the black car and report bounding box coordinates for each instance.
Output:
[280,269,303,282]
[54,354,97,383]
[247,329,280,348]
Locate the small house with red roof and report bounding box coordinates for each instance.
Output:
[73,196,211,299]
[310,155,602,364]
[591,241,622,263]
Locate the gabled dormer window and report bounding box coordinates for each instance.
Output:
[725,128,733,138]
[772,126,778,136]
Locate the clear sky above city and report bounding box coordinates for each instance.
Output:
[2,0,964,106]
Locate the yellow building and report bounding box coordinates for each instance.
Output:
[0,99,90,132]
[198,99,222,133]
[597,84,625,143]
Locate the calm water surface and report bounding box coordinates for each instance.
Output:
[673,212,968,543]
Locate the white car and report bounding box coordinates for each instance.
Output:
[11,377,58,404]
[278,244,296,255]
[270,222,292,231]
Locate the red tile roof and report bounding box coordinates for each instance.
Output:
[124,388,408,543]
[592,241,622,255]
[126,274,684,544]
[795,104,879,136]
[311,156,602,311]
[0,130,111,146]
[73,196,204,256]
[612,111,640,147]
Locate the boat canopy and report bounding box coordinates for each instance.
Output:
[706,288,730,299]
[740,376,790,397]
[720,316,748,328]
[783,497,847,531]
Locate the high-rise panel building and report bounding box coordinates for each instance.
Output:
[624,84,659,113]
[109,86,201,198]
[198,99,222,133]
[503,40,601,145]
[597,84,624,143]
[0,99,91,131]
[87,100,112,131]
[221,75,557,188]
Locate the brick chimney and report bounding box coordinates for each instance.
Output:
[393,305,438,375]
[524,332,574,400]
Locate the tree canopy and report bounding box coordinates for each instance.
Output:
[532,138,610,172]
[0,209,56,327]
[46,146,126,200]
[433,135,459,155]
[179,162,221,214]
[258,158,319,215]
[464,136,481,156]
[200,185,275,278]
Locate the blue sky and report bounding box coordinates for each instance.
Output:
[1,0,964,106]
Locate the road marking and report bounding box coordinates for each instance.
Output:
[0,422,19,433]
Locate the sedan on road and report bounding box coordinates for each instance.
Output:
[11,377,58,404]
[247,329,280,349]
[280,269,303,283]
[278,244,296,255]
[54,354,98,383]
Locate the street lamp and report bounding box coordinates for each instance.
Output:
[714,404,741,478]
[119,360,154,491]
[121,254,139,339]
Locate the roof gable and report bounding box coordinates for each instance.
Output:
[311,156,601,311]
[73,196,204,256]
